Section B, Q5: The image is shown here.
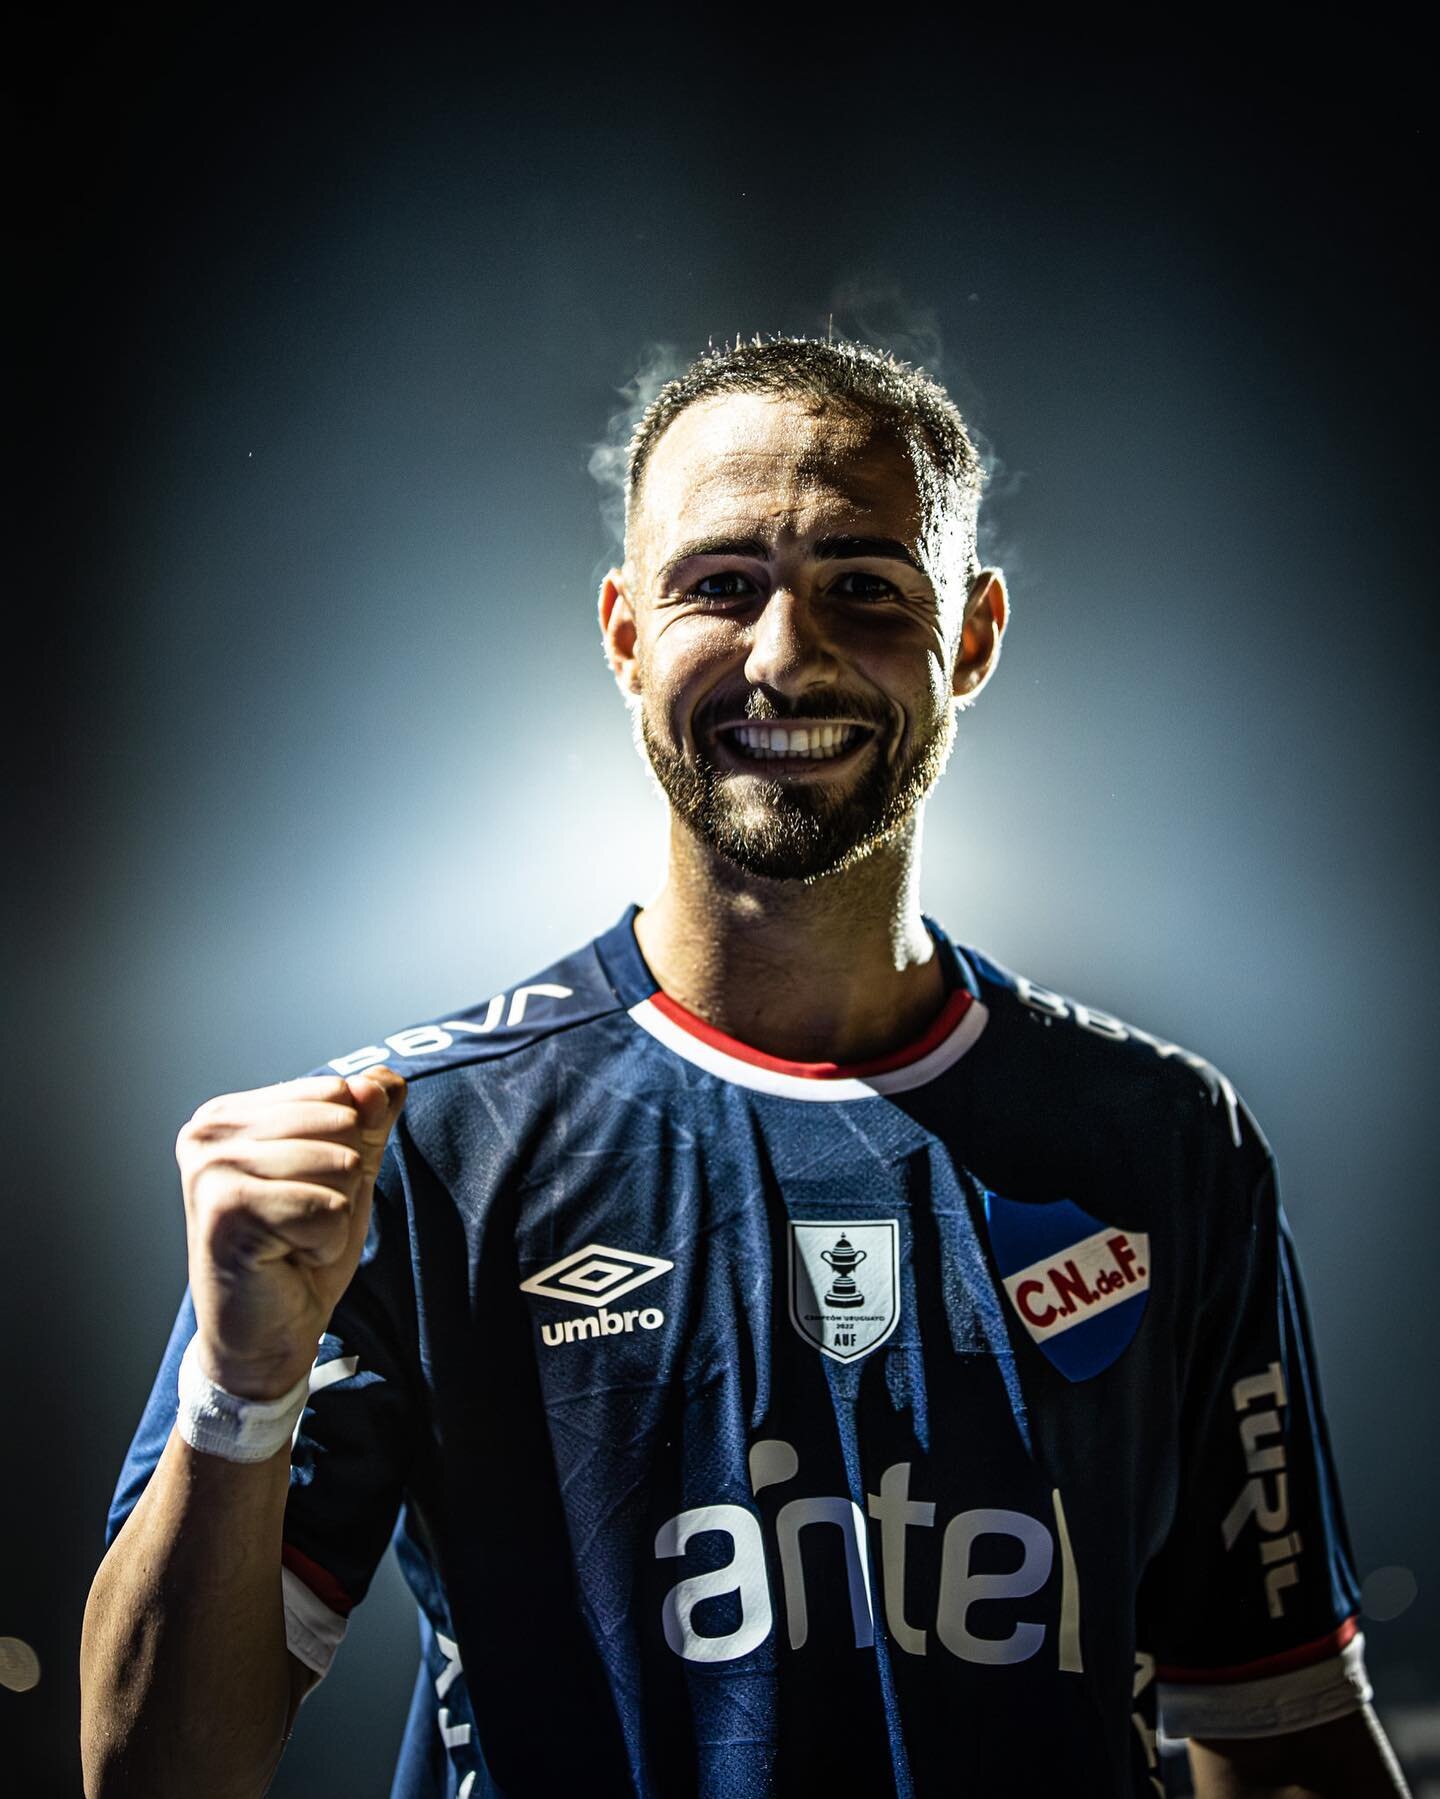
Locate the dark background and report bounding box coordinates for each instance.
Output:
[7,13,1435,1794]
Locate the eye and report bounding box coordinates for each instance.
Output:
[831,570,900,601]
[689,571,759,602]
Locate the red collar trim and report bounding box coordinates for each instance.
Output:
[644,986,974,1080]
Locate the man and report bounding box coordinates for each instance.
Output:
[82,338,1410,1797]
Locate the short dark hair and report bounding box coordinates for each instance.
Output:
[625,335,985,583]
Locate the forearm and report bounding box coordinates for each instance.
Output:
[1189,1705,1412,1798]
[81,1424,297,1798]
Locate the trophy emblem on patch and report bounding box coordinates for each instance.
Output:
[789,1220,899,1363]
[820,1234,867,1309]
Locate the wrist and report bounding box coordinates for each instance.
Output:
[177,1335,313,1464]
[197,1342,317,1403]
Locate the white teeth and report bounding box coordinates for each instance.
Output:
[726,724,864,760]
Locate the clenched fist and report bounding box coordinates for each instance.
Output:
[175,1069,407,1401]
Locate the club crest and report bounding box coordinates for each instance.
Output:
[788,1220,900,1364]
[984,1192,1151,1381]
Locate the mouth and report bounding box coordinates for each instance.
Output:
[708,720,877,773]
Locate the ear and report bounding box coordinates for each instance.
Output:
[951,569,1008,707]
[598,565,642,698]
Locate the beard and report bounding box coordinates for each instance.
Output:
[636,689,959,884]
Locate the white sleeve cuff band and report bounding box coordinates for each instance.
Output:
[281,1566,348,1679]
[1159,1632,1372,1740]
[175,1336,311,1464]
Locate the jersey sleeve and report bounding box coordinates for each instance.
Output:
[104,1144,423,1682]
[1146,1128,1370,1739]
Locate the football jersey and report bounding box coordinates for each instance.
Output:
[108,905,1370,1798]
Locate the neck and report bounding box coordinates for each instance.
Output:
[632,809,948,1065]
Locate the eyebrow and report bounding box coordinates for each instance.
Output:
[657,534,925,588]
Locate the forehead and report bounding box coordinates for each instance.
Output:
[634,392,923,554]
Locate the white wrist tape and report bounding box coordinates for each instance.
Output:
[176,1336,311,1464]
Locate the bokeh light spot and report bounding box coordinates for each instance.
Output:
[0,1637,40,1693]
[1361,1565,1419,1623]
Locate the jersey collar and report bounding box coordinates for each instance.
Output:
[595,903,988,1103]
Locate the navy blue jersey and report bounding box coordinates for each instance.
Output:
[108,906,1369,1797]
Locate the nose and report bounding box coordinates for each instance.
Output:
[742,586,840,697]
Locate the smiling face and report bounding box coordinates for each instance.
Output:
[600,391,1004,884]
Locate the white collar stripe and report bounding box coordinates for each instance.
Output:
[625,997,989,1102]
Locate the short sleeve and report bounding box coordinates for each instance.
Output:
[1146,1141,1370,1739]
[104,1148,423,1682]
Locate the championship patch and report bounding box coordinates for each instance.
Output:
[983,1193,1150,1381]
[788,1220,900,1364]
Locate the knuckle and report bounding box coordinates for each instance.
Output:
[182,1158,227,1212]
[176,1111,209,1152]
[190,1092,243,1129]
[305,1076,355,1108]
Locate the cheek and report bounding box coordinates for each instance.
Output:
[641,619,746,713]
[854,636,951,718]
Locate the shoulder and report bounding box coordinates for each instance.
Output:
[304,911,643,1098]
[301,912,657,1199]
[958,939,1269,1169]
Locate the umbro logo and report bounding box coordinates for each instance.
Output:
[519,1243,674,1350]
[520,1243,674,1307]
